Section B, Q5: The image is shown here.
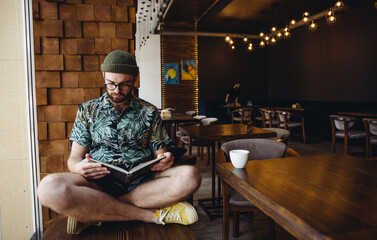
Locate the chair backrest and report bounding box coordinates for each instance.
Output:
[263,127,291,144]
[185,111,196,116]
[330,115,357,130]
[276,110,291,122]
[221,139,287,161]
[363,118,377,136]
[201,117,218,126]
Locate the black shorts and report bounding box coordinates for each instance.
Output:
[93,171,156,197]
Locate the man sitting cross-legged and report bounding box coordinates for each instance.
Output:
[37,50,202,234]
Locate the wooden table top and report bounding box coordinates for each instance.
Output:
[216,153,377,240]
[179,124,276,142]
[338,111,377,118]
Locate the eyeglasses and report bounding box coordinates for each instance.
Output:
[104,81,133,91]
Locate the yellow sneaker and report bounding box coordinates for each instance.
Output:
[155,202,198,225]
[66,217,102,234]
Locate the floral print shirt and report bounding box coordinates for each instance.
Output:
[70,93,170,171]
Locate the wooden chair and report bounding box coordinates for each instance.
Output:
[218,139,289,238]
[260,109,278,128]
[231,108,253,124]
[330,115,366,154]
[180,118,218,164]
[276,110,306,144]
[363,118,377,158]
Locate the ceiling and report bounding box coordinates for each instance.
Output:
[161,0,342,35]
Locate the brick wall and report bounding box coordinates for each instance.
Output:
[32,0,136,226]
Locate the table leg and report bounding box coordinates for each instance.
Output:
[222,180,229,240]
[211,141,216,206]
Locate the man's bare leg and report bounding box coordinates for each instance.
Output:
[37,165,201,223]
[37,173,155,223]
[120,165,201,208]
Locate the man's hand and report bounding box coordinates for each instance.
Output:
[151,152,174,171]
[73,153,110,179]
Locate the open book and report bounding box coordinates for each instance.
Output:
[90,155,166,185]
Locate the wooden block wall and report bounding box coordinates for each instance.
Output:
[161,35,199,114]
[32,0,136,227]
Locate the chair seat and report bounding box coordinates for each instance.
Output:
[233,116,249,122]
[335,130,366,139]
[180,136,190,144]
[370,136,377,145]
[263,128,290,141]
[229,189,254,207]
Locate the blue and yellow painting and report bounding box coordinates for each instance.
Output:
[181,59,196,80]
[164,63,179,84]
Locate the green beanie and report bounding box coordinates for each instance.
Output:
[101,50,139,75]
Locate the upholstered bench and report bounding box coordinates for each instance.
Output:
[41,154,197,240]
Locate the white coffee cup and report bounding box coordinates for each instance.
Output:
[229,149,249,169]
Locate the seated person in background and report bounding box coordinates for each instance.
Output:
[37,50,201,234]
[225,83,241,105]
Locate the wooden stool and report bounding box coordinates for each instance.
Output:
[42,215,197,240]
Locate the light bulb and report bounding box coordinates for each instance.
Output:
[229,39,234,45]
[270,38,277,45]
[327,9,336,24]
[303,17,309,22]
[335,1,344,8]
[264,35,269,41]
[259,32,264,37]
[284,27,289,32]
[225,35,230,42]
[309,21,317,31]
[271,27,276,32]
[303,12,310,17]
[276,31,283,40]
[283,31,290,39]
[259,40,265,47]
[243,36,248,42]
[248,46,253,51]
[231,45,235,50]
[290,19,296,25]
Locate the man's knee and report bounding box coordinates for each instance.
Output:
[37,174,73,210]
[175,166,201,194]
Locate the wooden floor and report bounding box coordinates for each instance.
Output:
[188,136,366,240]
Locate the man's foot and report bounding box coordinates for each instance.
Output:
[66,217,102,235]
[155,201,198,225]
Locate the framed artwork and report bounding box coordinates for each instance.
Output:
[164,63,179,84]
[181,59,196,80]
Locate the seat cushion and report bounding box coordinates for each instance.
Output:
[229,189,254,207]
[335,130,366,139]
[263,128,290,140]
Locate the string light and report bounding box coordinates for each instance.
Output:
[290,19,296,25]
[225,35,230,42]
[229,39,234,45]
[335,1,344,8]
[259,40,266,48]
[327,9,336,24]
[303,12,310,22]
[271,27,277,32]
[243,36,248,42]
[275,31,282,40]
[270,37,277,45]
[231,45,235,50]
[248,43,253,51]
[259,32,265,37]
[309,21,317,31]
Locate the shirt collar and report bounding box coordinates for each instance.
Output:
[101,92,140,112]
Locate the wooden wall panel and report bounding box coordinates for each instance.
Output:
[32,0,137,228]
[161,36,199,114]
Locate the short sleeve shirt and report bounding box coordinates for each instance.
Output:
[69,93,171,171]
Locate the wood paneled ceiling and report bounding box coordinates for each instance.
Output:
[161,0,343,34]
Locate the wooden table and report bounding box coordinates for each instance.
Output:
[180,124,276,219]
[216,153,377,240]
[161,115,199,145]
[338,111,377,118]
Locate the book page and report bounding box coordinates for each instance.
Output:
[129,156,166,173]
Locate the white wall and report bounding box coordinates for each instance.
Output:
[0,0,34,239]
[135,35,162,108]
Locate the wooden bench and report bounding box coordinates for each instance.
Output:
[42,215,197,240]
[42,154,197,240]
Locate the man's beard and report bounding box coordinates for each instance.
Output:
[107,90,132,104]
